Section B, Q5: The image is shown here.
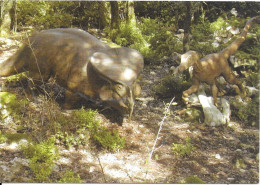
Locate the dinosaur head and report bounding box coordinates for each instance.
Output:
[174,50,200,75]
[90,47,144,120]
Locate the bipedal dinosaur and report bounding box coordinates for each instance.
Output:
[174,16,259,106]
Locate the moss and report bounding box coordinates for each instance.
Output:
[183,108,203,123]
[93,127,125,152]
[58,170,82,183]
[5,133,32,144]
[231,96,259,126]
[180,175,205,184]
[5,72,28,83]
[0,92,29,119]
[235,158,246,169]
[21,138,59,182]
[172,137,196,157]
[245,71,260,88]
[153,74,192,101]
[0,131,7,143]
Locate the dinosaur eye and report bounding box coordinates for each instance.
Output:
[114,84,126,94]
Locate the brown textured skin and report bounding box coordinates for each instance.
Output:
[176,16,259,105]
[0,28,143,117]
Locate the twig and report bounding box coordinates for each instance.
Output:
[25,32,47,94]
[148,97,175,161]
[96,154,107,183]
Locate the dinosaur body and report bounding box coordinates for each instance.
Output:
[0,28,144,119]
[175,16,259,105]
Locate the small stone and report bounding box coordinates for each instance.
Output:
[215,154,221,159]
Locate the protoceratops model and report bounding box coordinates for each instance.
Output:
[174,16,259,105]
[0,28,144,119]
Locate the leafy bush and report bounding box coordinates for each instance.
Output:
[139,18,182,59]
[58,170,82,183]
[0,131,7,143]
[245,71,260,88]
[172,137,195,157]
[17,1,74,30]
[0,92,29,120]
[231,96,259,126]
[192,19,212,41]
[53,107,125,151]
[180,175,205,184]
[93,127,125,152]
[153,74,191,101]
[21,139,59,182]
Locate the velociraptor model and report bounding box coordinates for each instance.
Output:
[174,16,260,106]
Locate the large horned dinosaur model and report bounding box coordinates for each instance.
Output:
[0,28,144,119]
[174,16,259,106]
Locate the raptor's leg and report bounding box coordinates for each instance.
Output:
[182,78,200,105]
[223,67,246,97]
[211,81,219,106]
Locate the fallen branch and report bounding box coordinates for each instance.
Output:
[149,97,176,161]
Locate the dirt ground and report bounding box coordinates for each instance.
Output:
[0,37,259,183]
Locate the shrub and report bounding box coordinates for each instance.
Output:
[230,96,259,126]
[153,74,191,101]
[58,170,82,183]
[53,107,125,151]
[93,127,125,152]
[172,137,195,157]
[180,175,205,184]
[21,139,59,182]
[0,92,29,120]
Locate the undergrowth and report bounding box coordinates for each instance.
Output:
[172,137,196,157]
[21,138,59,182]
[153,73,191,102]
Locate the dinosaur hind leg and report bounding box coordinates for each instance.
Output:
[223,67,246,97]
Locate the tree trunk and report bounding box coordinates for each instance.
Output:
[126,0,136,26]
[110,1,120,41]
[98,1,108,30]
[0,0,14,35]
[183,1,192,53]
[110,1,120,31]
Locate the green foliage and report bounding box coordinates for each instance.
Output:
[235,158,246,169]
[58,170,82,183]
[245,71,260,88]
[172,137,196,157]
[153,74,191,101]
[17,1,74,29]
[183,108,203,123]
[0,131,7,143]
[209,17,227,35]
[53,107,125,151]
[21,139,59,182]
[93,127,125,152]
[53,108,98,149]
[192,19,212,42]
[180,175,205,184]
[231,96,259,126]
[139,18,182,60]
[0,92,29,120]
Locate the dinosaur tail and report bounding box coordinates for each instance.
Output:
[220,16,259,59]
[0,45,27,77]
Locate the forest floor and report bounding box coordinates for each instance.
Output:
[0,35,259,183]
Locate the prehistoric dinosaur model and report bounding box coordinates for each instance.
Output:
[174,16,259,105]
[0,28,144,119]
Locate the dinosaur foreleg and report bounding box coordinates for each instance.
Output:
[211,81,219,106]
[182,78,200,105]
